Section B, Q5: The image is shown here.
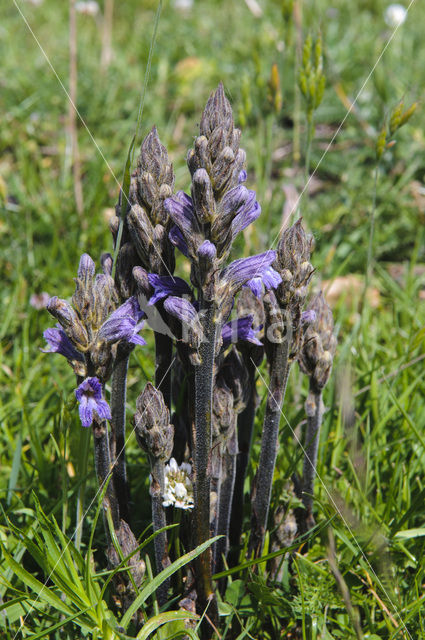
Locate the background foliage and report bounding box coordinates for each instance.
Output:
[1,0,425,637]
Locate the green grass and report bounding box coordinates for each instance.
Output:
[1,0,425,638]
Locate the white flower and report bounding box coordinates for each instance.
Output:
[163,458,194,510]
[173,0,193,11]
[384,4,407,28]
[75,1,100,16]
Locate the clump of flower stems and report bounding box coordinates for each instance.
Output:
[43,84,336,638]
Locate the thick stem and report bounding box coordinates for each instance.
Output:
[214,428,238,575]
[150,456,170,606]
[154,332,173,410]
[110,344,131,524]
[74,425,91,551]
[229,366,257,556]
[193,299,218,623]
[250,339,291,556]
[301,387,323,530]
[93,419,120,533]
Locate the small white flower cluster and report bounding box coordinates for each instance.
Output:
[384,4,407,28]
[163,458,194,510]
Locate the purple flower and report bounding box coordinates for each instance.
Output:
[163,296,199,325]
[238,169,247,184]
[42,326,84,362]
[148,274,192,305]
[75,377,111,427]
[198,240,217,260]
[220,186,261,236]
[164,191,196,238]
[245,265,283,298]
[301,309,317,325]
[169,225,189,257]
[98,296,146,346]
[220,251,281,297]
[222,315,262,348]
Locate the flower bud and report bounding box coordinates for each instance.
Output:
[134,383,174,461]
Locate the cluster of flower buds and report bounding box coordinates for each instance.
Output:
[163,84,278,303]
[272,219,314,357]
[43,254,146,425]
[134,382,174,462]
[162,458,194,510]
[126,127,176,276]
[298,291,337,393]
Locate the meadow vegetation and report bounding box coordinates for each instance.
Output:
[1,0,425,638]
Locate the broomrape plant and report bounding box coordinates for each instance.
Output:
[42,84,336,638]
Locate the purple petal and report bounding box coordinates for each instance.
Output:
[148,274,192,305]
[198,240,217,260]
[301,310,317,325]
[94,399,113,421]
[222,315,262,348]
[98,297,146,346]
[75,376,102,402]
[245,266,282,297]
[238,169,247,184]
[222,251,277,290]
[163,296,199,325]
[78,397,94,428]
[169,225,189,257]
[42,326,84,362]
[109,296,143,322]
[164,191,194,237]
[232,199,261,236]
[244,278,263,298]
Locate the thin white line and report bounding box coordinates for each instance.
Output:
[13,356,176,638]
[251,0,417,281]
[12,0,175,281]
[253,361,413,640]
[272,0,417,244]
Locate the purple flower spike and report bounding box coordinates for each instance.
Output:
[164,191,195,237]
[42,326,84,362]
[245,265,282,297]
[75,377,111,427]
[222,315,262,348]
[98,296,146,346]
[148,274,192,305]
